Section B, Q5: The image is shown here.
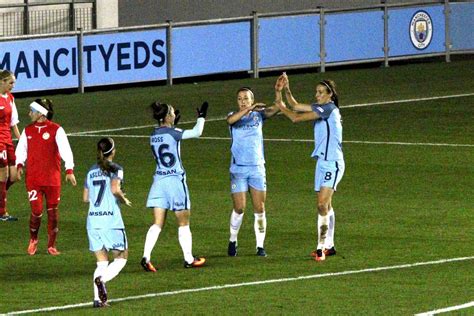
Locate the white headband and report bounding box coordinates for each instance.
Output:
[30,101,49,116]
[103,138,115,155]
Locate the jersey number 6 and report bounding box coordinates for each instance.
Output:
[152,144,176,168]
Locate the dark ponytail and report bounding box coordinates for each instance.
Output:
[34,98,54,120]
[97,137,117,174]
[151,101,171,124]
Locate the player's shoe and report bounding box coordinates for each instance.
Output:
[256,247,267,257]
[314,249,326,262]
[311,247,336,258]
[184,257,206,268]
[0,213,18,221]
[94,277,108,303]
[323,247,336,256]
[27,239,39,256]
[228,241,237,257]
[47,247,61,256]
[141,257,157,272]
[93,300,110,308]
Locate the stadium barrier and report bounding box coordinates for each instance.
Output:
[0,0,472,93]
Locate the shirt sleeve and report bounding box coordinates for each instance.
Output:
[182,117,205,139]
[15,129,28,166]
[311,103,333,119]
[55,127,75,171]
[10,99,19,126]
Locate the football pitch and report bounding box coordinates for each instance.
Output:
[1,58,473,315]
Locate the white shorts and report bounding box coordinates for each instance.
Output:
[146,175,191,211]
[87,228,128,252]
[315,159,345,192]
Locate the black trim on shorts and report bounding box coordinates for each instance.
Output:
[332,161,340,190]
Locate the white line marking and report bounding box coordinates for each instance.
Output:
[414,301,474,315]
[67,92,474,136]
[6,256,474,315]
[68,134,474,147]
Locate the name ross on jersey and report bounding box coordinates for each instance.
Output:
[89,210,114,216]
[151,136,164,143]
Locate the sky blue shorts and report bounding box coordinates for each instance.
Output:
[230,164,266,193]
[146,174,191,211]
[315,159,345,192]
[87,228,128,252]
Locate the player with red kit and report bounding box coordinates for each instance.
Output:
[0,70,21,222]
[15,98,77,255]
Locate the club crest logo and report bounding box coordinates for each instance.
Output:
[42,132,50,140]
[410,10,433,50]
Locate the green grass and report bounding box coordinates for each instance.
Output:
[1,58,473,315]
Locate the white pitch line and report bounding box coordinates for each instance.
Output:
[67,92,474,136]
[67,134,474,147]
[6,256,474,315]
[414,301,474,315]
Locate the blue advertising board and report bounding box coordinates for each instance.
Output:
[0,37,78,92]
[171,22,251,78]
[450,2,474,51]
[388,5,445,57]
[325,11,384,63]
[83,30,167,86]
[258,15,320,68]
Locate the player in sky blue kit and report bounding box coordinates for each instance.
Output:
[84,137,132,308]
[141,101,209,271]
[227,87,280,257]
[275,73,344,262]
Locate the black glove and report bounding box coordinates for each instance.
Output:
[174,109,181,126]
[196,101,209,118]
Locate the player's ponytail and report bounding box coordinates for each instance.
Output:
[97,137,117,174]
[151,101,171,124]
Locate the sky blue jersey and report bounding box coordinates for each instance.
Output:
[85,163,125,230]
[150,126,185,179]
[229,110,266,166]
[311,102,344,161]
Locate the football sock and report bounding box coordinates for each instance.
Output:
[6,178,14,190]
[47,208,59,248]
[317,214,329,250]
[93,261,108,301]
[229,210,244,242]
[102,258,127,283]
[29,214,42,240]
[143,224,161,261]
[254,212,267,249]
[178,225,194,264]
[325,209,335,249]
[0,181,6,216]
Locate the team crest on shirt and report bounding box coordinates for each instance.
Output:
[42,132,50,140]
[410,10,433,50]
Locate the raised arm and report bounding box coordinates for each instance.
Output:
[182,101,208,139]
[282,74,313,112]
[276,100,320,123]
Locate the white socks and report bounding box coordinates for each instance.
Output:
[102,258,127,283]
[93,261,108,301]
[325,209,335,249]
[178,225,194,264]
[317,213,329,249]
[143,224,162,261]
[229,210,244,242]
[93,258,127,300]
[254,212,267,249]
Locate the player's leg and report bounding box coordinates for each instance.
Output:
[141,207,166,272]
[102,230,128,283]
[249,167,267,257]
[45,186,61,255]
[87,229,109,306]
[27,187,44,255]
[228,172,248,256]
[6,144,17,191]
[0,143,12,220]
[175,209,205,268]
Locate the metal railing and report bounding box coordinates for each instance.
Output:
[0,0,96,37]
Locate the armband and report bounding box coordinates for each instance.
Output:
[66,169,74,175]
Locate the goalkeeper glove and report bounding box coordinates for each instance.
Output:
[196,101,209,118]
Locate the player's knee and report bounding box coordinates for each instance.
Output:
[234,208,245,214]
[317,203,329,215]
[31,207,43,217]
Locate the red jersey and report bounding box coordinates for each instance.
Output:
[0,92,19,144]
[15,120,75,187]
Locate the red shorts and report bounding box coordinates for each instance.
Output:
[0,142,16,167]
[26,185,61,215]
